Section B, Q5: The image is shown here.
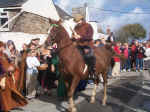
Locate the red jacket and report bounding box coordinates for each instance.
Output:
[131,44,136,53]
[113,45,121,62]
[124,48,128,59]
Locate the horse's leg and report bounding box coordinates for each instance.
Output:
[90,82,98,103]
[102,72,107,106]
[68,76,80,112]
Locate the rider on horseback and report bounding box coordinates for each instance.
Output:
[72,14,96,80]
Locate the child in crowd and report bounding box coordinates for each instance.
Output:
[112,42,121,77]
[122,43,131,72]
[26,50,40,99]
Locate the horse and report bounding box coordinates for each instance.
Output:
[46,20,121,112]
[0,51,27,111]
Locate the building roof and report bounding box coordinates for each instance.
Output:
[0,0,72,19]
[55,5,72,19]
[22,0,60,20]
[0,0,27,8]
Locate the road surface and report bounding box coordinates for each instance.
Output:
[12,71,150,112]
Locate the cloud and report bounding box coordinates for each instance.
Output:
[55,0,106,13]
[99,7,150,32]
[54,0,150,37]
[56,0,70,11]
[120,0,137,4]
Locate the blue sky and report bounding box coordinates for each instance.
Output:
[54,0,150,37]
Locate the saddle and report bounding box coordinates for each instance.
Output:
[77,45,97,80]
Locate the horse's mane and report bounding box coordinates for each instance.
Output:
[61,19,77,38]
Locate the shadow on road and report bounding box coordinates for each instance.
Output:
[76,75,150,112]
[35,74,150,112]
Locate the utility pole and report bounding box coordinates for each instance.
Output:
[84,3,89,22]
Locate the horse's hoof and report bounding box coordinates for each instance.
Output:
[90,101,95,104]
[90,99,95,104]
[102,102,106,106]
[68,107,77,112]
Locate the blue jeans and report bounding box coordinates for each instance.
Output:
[136,58,144,70]
[123,58,131,70]
[107,66,112,76]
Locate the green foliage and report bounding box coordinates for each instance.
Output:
[115,23,146,43]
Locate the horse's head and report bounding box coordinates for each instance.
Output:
[46,19,69,46]
[45,19,74,49]
[44,19,61,46]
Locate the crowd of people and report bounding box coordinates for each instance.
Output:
[95,38,150,78]
[0,38,66,111]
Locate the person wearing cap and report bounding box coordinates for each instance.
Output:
[72,14,96,80]
[30,38,40,50]
[73,14,93,44]
[31,38,40,45]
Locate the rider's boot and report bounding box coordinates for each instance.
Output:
[89,65,97,81]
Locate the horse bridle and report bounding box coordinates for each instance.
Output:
[48,24,74,53]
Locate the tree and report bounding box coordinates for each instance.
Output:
[115,23,146,43]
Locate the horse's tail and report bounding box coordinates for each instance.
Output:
[104,43,126,68]
[104,43,126,62]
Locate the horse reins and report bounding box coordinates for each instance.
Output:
[49,24,75,53]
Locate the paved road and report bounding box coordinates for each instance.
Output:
[12,71,150,112]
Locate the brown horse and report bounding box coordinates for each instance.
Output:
[47,21,120,112]
[0,52,27,112]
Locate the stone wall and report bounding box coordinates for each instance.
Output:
[11,11,50,34]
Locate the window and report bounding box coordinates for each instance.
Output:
[0,12,9,31]
[1,12,7,16]
[1,18,8,28]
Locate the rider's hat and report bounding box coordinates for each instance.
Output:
[74,14,84,22]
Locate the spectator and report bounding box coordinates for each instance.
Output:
[99,38,106,47]
[4,40,20,66]
[143,43,150,69]
[26,50,40,99]
[20,43,28,55]
[112,42,121,77]
[106,32,115,43]
[130,40,139,71]
[31,38,40,48]
[94,39,101,47]
[122,43,131,72]
[136,43,145,72]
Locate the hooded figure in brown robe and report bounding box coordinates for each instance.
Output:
[0,41,27,112]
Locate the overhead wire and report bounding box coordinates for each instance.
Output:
[89,7,150,15]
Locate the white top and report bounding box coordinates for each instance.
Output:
[145,48,150,57]
[26,56,40,70]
